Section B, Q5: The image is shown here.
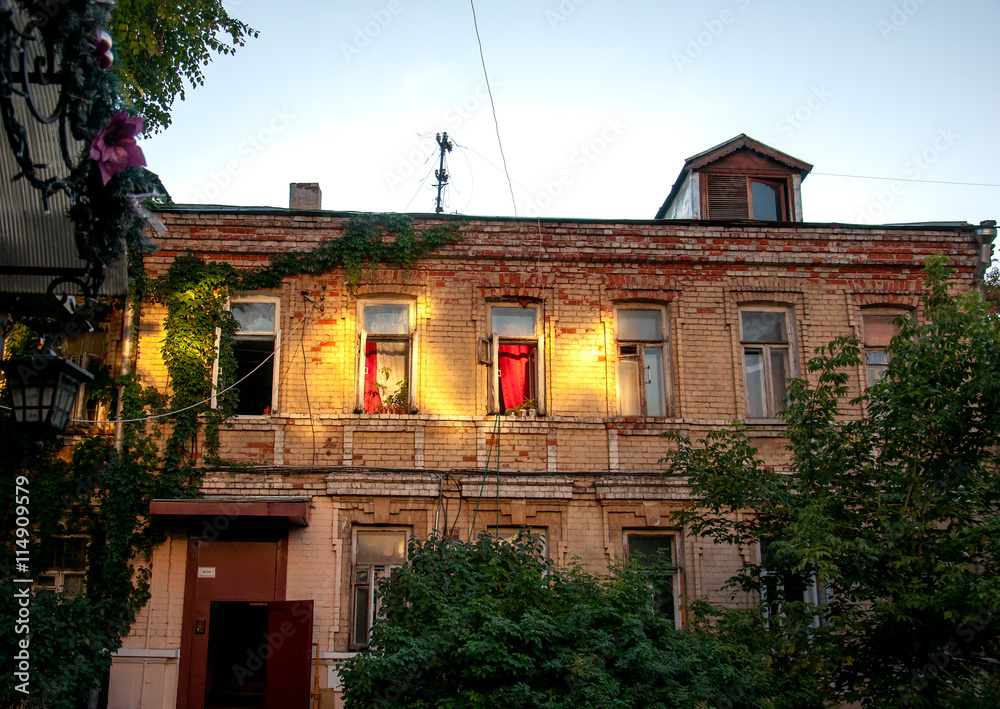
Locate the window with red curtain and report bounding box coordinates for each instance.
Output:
[361,303,410,413]
[491,305,540,413]
[498,344,536,412]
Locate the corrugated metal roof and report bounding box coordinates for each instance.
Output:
[0,76,127,298]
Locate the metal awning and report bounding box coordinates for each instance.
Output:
[149,496,311,527]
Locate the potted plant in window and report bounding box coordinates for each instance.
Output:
[506,397,537,418]
[366,367,408,414]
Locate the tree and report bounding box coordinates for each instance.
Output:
[339,532,823,708]
[664,256,1000,708]
[111,0,258,132]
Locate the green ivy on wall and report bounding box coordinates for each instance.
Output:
[142,212,462,473]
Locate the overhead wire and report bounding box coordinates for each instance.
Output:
[811,172,1000,188]
[467,0,517,216]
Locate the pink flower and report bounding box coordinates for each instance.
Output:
[94,29,114,69]
[89,111,147,185]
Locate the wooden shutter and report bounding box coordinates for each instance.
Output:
[487,333,499,414]
[355,329,367,412]
[706,175,750,219]
[408,327,418,413]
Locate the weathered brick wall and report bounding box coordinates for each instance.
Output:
[120,209,988,665]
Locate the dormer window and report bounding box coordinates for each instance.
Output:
[654,134,811,222]
[704,175,789,221]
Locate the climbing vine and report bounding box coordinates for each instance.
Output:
[0,212,459,706]
[142,212,461,472]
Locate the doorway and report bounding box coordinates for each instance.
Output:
[205,602,269,708]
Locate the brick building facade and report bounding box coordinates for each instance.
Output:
[105,138,994,708]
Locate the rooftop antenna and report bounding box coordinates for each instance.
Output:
[433,132,453,213]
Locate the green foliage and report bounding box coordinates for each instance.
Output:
[0,427,165,707]
[339,533,821,708]
[663,256,1000,708]
[111,0,258,132]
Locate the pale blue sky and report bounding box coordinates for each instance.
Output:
[142,0,999,226]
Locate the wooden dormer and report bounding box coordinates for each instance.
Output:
[655,134,813,221]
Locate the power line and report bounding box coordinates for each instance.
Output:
[812,172,1000,188]
[468,0,517,216]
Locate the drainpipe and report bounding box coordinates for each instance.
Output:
[973,220,996,290]
[113,300,134,451]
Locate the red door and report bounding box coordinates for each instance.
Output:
[265,600,314,709]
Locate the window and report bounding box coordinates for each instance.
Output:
[760,541,824,627]
[740,309,793,419]
[625,532,681,625]
[60,328,111,424]
[482,303,545,415]
[351,528,409,647]
[356,301,416,413]
[706,175,788,221]
[36,537,87,595]
[487,526,548,556]
[616,306,670,417]
[862,312,902,386]
[226,298,280,416]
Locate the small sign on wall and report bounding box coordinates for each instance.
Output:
[197,566,216,579]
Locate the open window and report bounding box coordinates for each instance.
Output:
[615,305,671,417]
[60,327,111,424]
[351,528,409,648]
[625,532,681,626]
[482,303,545,415]
[36,536,87,595]
[356,301,416,413]
[740,308,794,419]
[217,297,280,416]
[862,311,904,386]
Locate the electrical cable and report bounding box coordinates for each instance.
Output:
[469,410,501,541]
[811,172,1000,188]
[4,301,316,425]
[403,163,438,213]
[454,141,579,219]
[467,0,517,216]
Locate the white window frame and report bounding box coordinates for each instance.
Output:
[36,535,87,595]
[350,527,410,648]
[624,531,682,628]
[739,306,795,420]
[759,541,826,629]
[355,299,417,414]
[614,304,672,417]
[861,309,907,387]
[481,302,546,415]
[212,295,281,416]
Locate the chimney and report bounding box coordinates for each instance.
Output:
[289,183,322,210]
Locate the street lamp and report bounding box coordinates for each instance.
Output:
[1,351,93,432]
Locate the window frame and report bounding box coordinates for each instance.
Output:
[739,306,795,420]
[350,527,410,648]
[483,302,546,415]
[748,178,788,221]
[614,304,672,418]
[624,531,682,627]
[759,540,826,628]
[212,295,281,416]
[36,535,87,595]
[861,309,907,387]
[704,174,791,221]
[355,299,418,414]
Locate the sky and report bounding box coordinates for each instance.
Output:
[141,0,1000,228]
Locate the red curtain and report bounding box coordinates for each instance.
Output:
[364,342,381,412]
[498,344,535,411]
